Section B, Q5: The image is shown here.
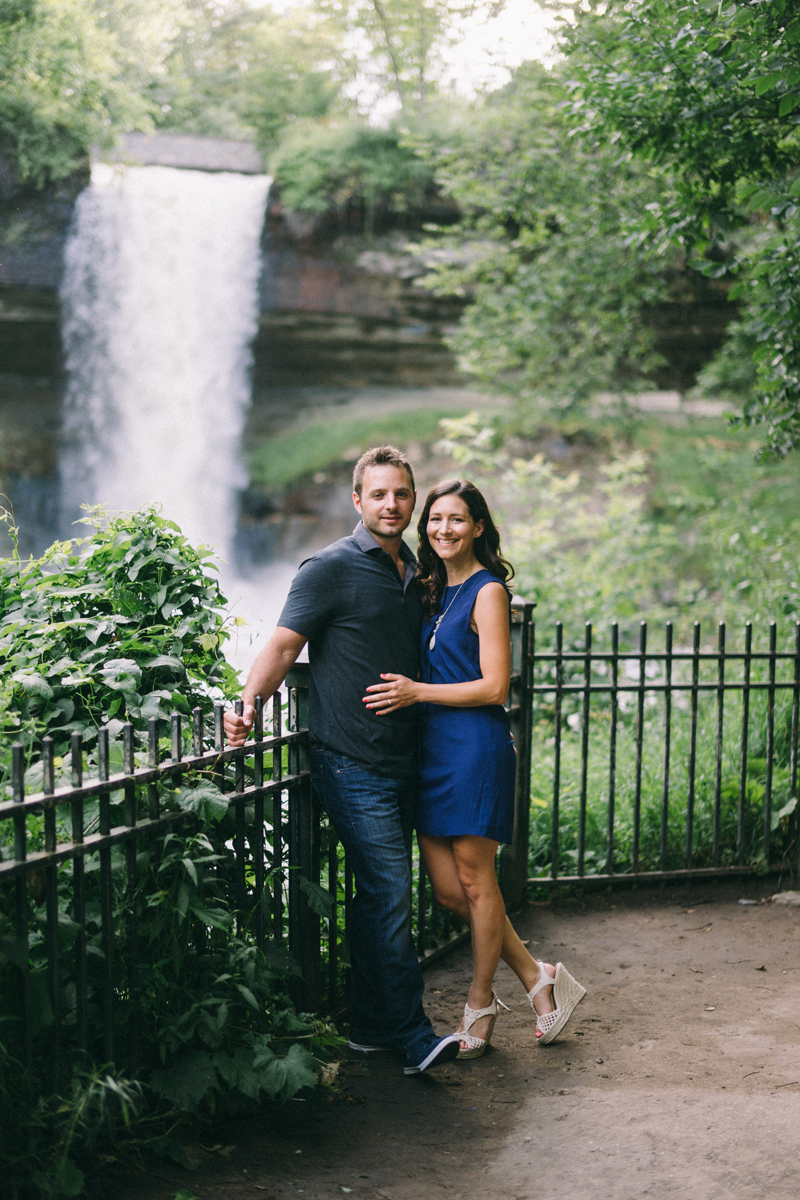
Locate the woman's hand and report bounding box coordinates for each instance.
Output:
[363,673,420,714]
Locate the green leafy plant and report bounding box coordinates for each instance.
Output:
[0,503,238,793]
[563,0,800,455]
[0,507,342,1199]
[0,1037,143,1200]
[435,411,800,638]
[271,120,437,234]
[417,61,678,415]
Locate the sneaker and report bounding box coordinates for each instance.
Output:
[347,1039,390,1052]
[402,1034,460,1076]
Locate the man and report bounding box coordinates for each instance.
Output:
[224,445,459,1075]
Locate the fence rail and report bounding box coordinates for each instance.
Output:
[2,606,798,1094]
[528,619,800,887]
[0,684,315,1079]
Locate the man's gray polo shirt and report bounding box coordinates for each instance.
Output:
[277,522,422,778]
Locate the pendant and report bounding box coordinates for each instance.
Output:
[428,631,436,650]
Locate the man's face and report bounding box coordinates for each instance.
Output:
[353,464,416,542]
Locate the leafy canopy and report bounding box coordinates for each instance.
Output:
[563,0,800,454]
[0,0,344,188]
[0,0,155,187]
[270,119,436,223]
[418,62,677,410]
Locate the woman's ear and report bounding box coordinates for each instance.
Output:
[474,520,485,538]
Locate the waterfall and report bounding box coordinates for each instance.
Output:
[60,161,271,553]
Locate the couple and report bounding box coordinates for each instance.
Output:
[224,445,585,1075]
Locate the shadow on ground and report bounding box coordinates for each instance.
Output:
[93,877,800,1200]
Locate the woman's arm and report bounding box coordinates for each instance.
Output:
[363,582,511,715]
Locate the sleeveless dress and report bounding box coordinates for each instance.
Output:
[416,568,516,844]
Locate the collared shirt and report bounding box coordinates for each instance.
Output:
[277,521,423,777]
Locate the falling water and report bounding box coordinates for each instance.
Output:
[60,161,271,553]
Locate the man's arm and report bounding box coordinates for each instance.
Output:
[223,626,308,745]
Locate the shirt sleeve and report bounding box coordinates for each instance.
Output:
[277,554,340,639]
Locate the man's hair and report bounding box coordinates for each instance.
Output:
[352,445,415,497]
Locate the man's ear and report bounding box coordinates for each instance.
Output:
[353,491,362,513]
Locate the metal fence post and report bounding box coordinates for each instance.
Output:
[500,600,534,910]
[286,664,321,1011]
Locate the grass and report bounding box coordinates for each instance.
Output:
[246,408,457,490]
[634,416,800,533]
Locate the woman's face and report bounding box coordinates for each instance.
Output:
[426,493,484,564]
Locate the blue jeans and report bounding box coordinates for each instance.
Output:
[310,747,434,1055]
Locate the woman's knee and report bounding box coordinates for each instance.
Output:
[455,862,503,907]
[431,881,470,918]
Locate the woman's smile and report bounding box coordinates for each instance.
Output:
[427,495,484,573]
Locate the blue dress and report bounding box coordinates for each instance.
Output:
[416,568,516,844]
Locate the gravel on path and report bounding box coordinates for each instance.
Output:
[94,879,800,1200]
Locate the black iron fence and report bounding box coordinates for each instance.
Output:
[2,605,798,1091]
[527,619,800,886]
[0,686,313,1081]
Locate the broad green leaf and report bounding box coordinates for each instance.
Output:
[746,190,783,212]
[150,1050,218,1111]
[256,1046,319,1099]
[175,784,230,824]
[139,690,173,720]
[50,1158,85,1199]
[213,1046,264,1099]
[11,671,53,698]
[754,72,784,96]
[299,877,334,919]
[191,905,233,931]
[772,796,797,830]
[779,94,800,116]
[143,654,185,674]
[235,983,260,1010]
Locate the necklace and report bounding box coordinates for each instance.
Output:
[428,580,466,650]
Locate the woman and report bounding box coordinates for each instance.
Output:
[364,480,586,1057]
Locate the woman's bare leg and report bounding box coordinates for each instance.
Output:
[450,835,505,1041]
[419,834,556,1040]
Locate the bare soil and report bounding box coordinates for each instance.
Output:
[93,876,800,1200]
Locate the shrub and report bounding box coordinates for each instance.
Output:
[0,507,340,1198]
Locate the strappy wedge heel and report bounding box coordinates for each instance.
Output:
[456,991,509,1059]
[527,961,586,1045]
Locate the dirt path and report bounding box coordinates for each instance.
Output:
[99,877,800,1200]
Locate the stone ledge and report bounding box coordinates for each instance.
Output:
[97,133,265,174]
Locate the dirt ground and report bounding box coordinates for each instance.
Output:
[95,876,800,1200]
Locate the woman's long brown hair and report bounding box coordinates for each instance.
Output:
[416,479,514,617]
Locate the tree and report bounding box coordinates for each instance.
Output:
[270,119,437,232]
[319,0,490,123]
[418,62,679,411]
[152,1,344,149]
[0,0,346,188]
[563,0,800,454]
[0,0,157,187]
